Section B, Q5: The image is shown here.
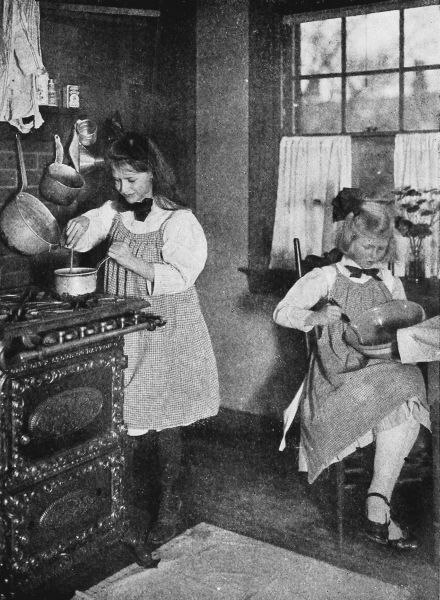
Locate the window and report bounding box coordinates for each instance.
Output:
[282,2,440,135]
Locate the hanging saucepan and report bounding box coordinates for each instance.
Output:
[54,256,110,297]
[39,135,85,206]
[0,135,61,255]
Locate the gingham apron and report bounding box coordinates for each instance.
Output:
[104,212,220,430]
[301,268,427,483]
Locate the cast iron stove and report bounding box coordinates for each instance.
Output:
[0,288,165,369]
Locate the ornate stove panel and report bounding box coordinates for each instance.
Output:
[1,451,124,596]
[0,292,166,598]
[4,340,126,491]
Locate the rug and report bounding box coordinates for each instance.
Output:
[73,523,411,600]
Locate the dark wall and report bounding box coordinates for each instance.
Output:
[39,5,196,208]
[0,4,197,288]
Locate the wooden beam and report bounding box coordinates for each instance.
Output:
[38,2,160,18]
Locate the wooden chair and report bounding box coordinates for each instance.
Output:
[293,238,353,550]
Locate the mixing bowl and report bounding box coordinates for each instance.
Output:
[344,300,425,359]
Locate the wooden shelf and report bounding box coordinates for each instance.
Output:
[0,107,81,145]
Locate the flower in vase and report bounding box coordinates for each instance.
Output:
[394,187,440,259]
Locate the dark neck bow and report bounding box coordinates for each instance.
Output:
[345,265,381,281]
[132,198,153,222]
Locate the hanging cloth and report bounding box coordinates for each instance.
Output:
[269,136,351,270]
[0,0,46,133]
[394,133,440,279]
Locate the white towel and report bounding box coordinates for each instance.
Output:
[0,0,45,133]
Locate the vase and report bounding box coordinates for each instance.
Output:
[406,248,425,283]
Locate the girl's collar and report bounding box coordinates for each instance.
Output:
[341,255,362,269]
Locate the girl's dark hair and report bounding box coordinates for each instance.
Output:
[335,201,397,262]
[106,132,186,210]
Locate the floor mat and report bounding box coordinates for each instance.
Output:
[74,523,412,600]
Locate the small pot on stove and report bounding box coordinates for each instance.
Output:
[53,256,109,298]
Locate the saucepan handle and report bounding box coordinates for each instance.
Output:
[96,256,110,271]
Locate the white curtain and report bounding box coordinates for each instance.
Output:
[269,136,351,270]
[394,133,440,278]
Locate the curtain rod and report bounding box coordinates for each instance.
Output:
[38,2,160,18]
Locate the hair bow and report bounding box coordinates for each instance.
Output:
[332,188,364,222]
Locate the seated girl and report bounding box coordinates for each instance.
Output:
[274,201,430,549]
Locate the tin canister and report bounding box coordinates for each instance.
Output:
[63,85,80,108]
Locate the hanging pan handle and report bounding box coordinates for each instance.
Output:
[54,134,64,164]
[16,134,27,193]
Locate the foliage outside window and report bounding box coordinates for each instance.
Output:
[282,2,440,135]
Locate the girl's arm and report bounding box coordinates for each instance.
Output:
[65,201,116,252]
[274,267,339,331]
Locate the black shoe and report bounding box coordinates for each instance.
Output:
[364,492,418,551]
[121,533,161,568]
[146,494,182,547]
[388,527,418,550]
[364,515,389,545]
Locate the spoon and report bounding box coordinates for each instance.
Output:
[327,298,351,323]
[69,247,74,273]
[327,299,364,343]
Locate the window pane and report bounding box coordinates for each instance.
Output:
[404,69,440,130]
[346,11,399,71]
[299,77,341,133]
[346,73,399,132]
[405,6,440,67]
[300,19,341,75]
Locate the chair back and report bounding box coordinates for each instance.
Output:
[293,237,313,357]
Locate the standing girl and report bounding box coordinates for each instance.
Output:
[274,201,429,549]
[65,132,220,558]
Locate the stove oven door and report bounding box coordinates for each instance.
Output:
[5,340,126,489]
[2,450,125,590]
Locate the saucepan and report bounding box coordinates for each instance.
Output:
[0,135,61,255]
[344,300,425,359]
[39,135,85,206]
[54,256,110,297]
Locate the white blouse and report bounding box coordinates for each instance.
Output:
[72,199,208,296]
[274,255,406,332]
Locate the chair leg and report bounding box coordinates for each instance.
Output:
[335,461,345,551]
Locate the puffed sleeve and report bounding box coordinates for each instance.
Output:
[391,276,407,300]
[380,269,407,300]
[273,267,333,332]
[72,201,116,252]
[152,210,207,295]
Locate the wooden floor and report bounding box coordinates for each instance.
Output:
[21,408,439,600]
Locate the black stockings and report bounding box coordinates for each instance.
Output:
[155,426,182,494]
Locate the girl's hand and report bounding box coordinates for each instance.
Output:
[64,216,90,248]
[107,241,134,270]
[305,305,343,327]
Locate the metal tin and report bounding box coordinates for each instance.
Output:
[63,85,80,108]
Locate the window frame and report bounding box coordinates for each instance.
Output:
[281,0,440,136]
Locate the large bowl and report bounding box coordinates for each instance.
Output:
[344,300,425,358]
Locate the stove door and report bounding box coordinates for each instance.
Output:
[6,340,126,489]
[2,451,125,590]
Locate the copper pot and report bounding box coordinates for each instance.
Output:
[0,135,60,255]
[39,135,85,206]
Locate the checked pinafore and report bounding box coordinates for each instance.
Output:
[104,211,220,431]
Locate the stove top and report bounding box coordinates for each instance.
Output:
[0,288,166,368]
